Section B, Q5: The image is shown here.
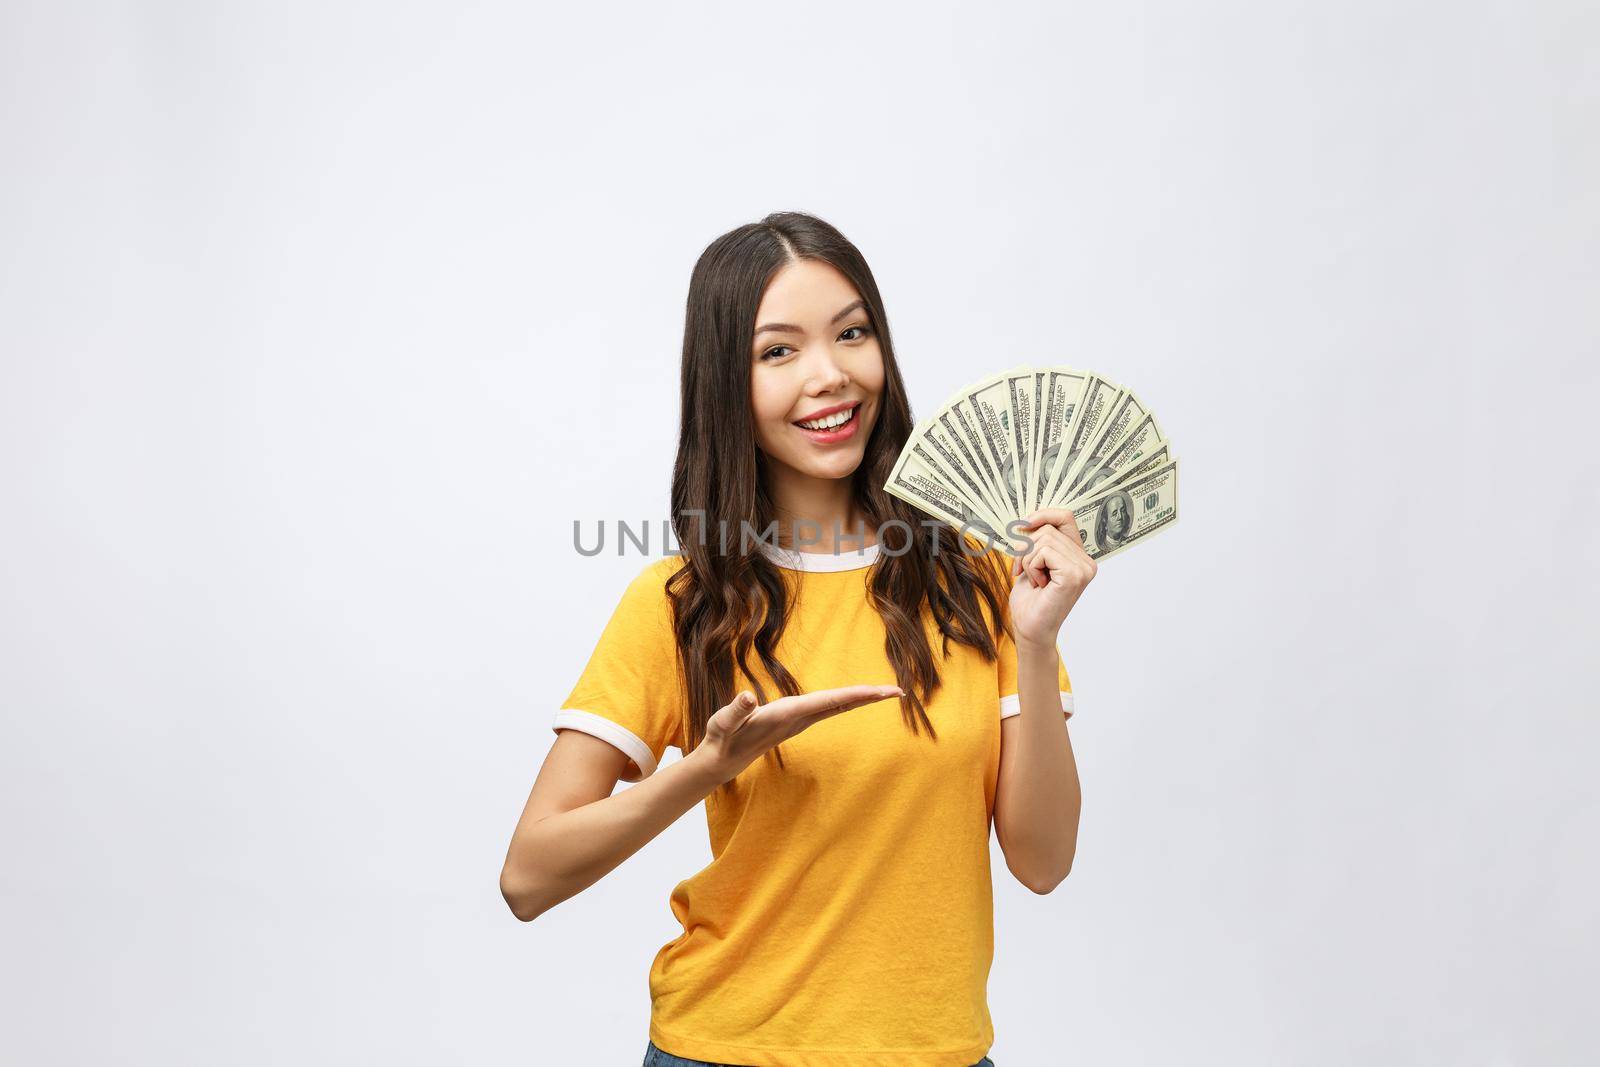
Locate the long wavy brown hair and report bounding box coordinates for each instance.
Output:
[667,211,1012,788]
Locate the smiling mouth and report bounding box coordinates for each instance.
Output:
[794,403,860,431]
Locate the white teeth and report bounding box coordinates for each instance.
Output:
[798,407,856,431]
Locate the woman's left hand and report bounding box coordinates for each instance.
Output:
[1007,508,1098,647]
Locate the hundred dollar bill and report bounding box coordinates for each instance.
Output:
[885,454,1020,551]
[959,371,1027,516]
[1061,457,1180,562]
[1032,368,1091,512]
[999,365,1042,516]
[933,401,1012,522]
[916,417,1013,529]
[1061,439,1170,509]
[903,436,1013,540]
[1015,367,1045,512]
[1055,390,1151,504]
[1062,412,1166,503]
[942,396,1010,513]
[1044,375,1123,506]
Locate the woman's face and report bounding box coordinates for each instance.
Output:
[748,258,885,486]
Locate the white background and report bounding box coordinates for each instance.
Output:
[3,2,1596,1064]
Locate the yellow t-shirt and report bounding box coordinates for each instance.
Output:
[551,540,1074,1067]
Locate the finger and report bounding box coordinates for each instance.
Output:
[1032,515,1093,567]
[1019,527,1061,586]
[1017,508,1079,531]
[1023,524,1066,551]
[1027,540,1056,588]
[773,684,904,723]
[718,689,761,724]
[1018,542,1041,588]
[1032,530,1079,587]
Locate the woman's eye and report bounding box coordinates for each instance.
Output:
[759,325,869,361]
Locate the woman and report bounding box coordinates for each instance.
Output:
[500,211,1094,1067]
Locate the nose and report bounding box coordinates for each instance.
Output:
[803,345,850,395]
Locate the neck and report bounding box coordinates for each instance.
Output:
[765,463,875,553]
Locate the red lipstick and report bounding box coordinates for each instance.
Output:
[792,400,863,445]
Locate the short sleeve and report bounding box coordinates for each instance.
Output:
[551,559,686,781]
[996,624,1075,720]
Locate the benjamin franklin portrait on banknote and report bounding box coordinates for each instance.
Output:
[1096,491,1136,550]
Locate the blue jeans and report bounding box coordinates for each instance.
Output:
[644,1038,995,1067]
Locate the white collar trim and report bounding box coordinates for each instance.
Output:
[758,539,880,572]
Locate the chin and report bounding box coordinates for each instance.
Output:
[769,447,865,483]
[802,453,865,480]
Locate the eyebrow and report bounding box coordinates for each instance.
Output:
[754,299,867,338]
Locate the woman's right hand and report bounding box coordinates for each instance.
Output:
[701,684,904,783]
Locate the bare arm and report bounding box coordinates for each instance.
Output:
[499,683,903,922]
[992,506,1096,894]
[994,640,1082,894]
[499,734,725,921]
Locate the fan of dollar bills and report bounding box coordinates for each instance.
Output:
[884,366,1179,562]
